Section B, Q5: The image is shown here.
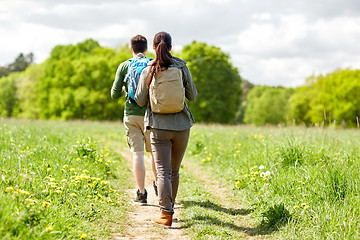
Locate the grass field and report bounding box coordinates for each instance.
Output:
[180,125,360,239]
[0,120,132,239]
[1,120,360,239]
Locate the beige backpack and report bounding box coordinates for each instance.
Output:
[149,67,185,114]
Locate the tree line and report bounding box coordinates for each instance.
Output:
[0,39,359,128]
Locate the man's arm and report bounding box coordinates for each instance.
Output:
[111,61,129,99]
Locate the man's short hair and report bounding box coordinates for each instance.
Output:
[131,35,147,54]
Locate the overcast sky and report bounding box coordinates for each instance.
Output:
[1,0,360,87]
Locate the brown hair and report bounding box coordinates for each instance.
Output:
[146,32,172,88]
[130,35,147,54]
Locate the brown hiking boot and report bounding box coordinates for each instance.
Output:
[152,210,173,227]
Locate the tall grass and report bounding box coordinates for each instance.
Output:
[0,120,131,239]
[185,125,360,239]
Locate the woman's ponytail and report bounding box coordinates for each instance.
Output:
[146,32,172,88]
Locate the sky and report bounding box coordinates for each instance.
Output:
[1,0,360,87]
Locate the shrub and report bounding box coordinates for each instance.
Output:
[261,203,292,230]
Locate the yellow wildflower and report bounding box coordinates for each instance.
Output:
[46,225,53,232]
[70,193,77,197]
[42,201,51,208]
[80,233,87,239]
[47,168,51,172]
[293,205,300,210]
[56,190,62,194]
[304,205,310,210]
[25,198,36,205]
[5,186,14,192]
[63,165,69,169]
[70,168,76,172]
[18,189,30,195]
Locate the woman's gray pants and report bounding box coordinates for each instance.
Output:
[150,128,190,215]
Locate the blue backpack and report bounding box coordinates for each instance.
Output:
[124,55,151,100]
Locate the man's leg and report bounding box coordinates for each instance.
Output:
[133,151,146,194]
[124,115,148,204]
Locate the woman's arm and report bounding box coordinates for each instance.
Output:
[182,65,197,101]
[134,66,150,106]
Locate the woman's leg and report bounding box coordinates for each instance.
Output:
[150,129,173,214]
[170,129,190,205]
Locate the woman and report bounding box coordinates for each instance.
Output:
[135,31,197,227]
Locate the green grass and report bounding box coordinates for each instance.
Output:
[2,120,360,239]
[0,120,132,239]
[180,125,360,239]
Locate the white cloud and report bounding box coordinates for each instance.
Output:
[236,14,308,56]
[1,0,360,87]
[230,14,360,86]
[93,20,148,42]
[251,13,272,21]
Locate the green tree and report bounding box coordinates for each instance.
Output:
[236,79,255,123]
[7,53,34,72]
[180,41,242,123]
[290,69,360,127]
[0,67,9,78]
[37,39,130,120]
[244,86,294,126]
[0,74,19,117]
[290,75,319,126]
[0,53,33,78]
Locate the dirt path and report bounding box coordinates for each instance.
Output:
[110,142,261,239]
[112,148,190,240]
[182,160,263,239]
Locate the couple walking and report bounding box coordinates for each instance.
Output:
[111,32,197,227]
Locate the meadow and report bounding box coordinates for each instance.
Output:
[180,125,360,239]
[0,120,132,239]
[1,120,360,239]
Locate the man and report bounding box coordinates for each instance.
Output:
[111,35,157,204]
